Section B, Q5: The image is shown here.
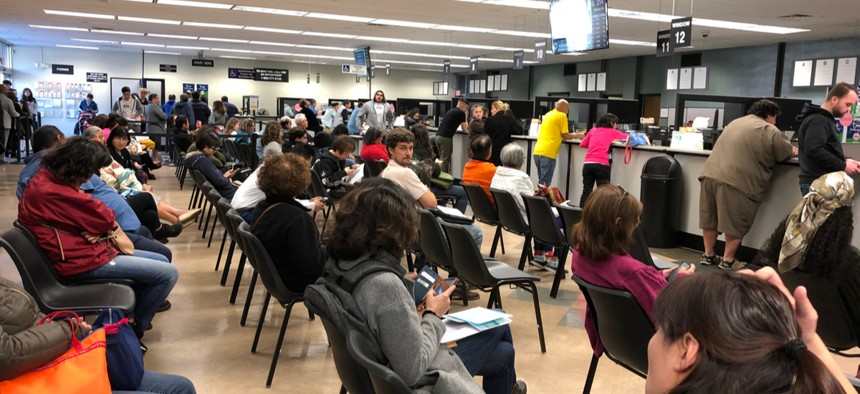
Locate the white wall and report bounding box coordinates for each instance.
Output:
[10,46,454,132]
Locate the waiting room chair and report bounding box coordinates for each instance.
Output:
[0,226,136,315]
[203,189,222,244]
[417,209,468,304]
[304,301,376,394]
[346,330,412,394]
[236,222,311,388]
[490,188,533,271]
[197,182,215,232]
[365,159,387,178]
[572,275,653,393]
[213,198,234,272]
[308,170,335,233]
[781,270,860,356]
[522,194,569,298]
[462,183,505,258]
[628,226,660,270]
[225,209,252,310]
[555,203,582,240]
[441,221,546,353]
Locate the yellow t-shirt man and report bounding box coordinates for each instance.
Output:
[533,109,569,159]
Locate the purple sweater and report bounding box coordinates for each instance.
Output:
[571,249,668,356]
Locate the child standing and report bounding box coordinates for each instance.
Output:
[578,113,629,207]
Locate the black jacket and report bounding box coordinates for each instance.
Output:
[796,103,845,184]
[484,112,524,166]
[190,100,212,126]
[301,107,323,133]
[312,150,347,188]
[249,197,324,293]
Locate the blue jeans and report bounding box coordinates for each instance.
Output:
[238,209,254,223]
[128,231,173,262]
[800,183,811,196]
[113,371,197,394]
[453,325,516,394]
[133,249,171,263]
[430,184,468,213]
[69,255,178,332]
[534,155,556,187]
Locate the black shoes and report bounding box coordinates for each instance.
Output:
[153,223,182,240]
[156,299,172,313]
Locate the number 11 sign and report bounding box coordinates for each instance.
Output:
[656,30,672,57]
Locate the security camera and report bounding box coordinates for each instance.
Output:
[702,31,710,38]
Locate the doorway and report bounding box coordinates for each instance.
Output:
[640,94,661,122]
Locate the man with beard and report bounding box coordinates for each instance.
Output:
[797,82,860,195]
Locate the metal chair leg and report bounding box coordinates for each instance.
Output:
[489,226,502,258]
[527,282,546,353]
[215,231,228,271]
[583,354,599,393]
[518,234,533,271]
[221,251,242,287]
[201,203,214,237]
[241,271,258,327]
[229,255,247,304]
[252,292,271,353]
[207,215,218,247]
[550,248,569,299]
[266,301,297,388]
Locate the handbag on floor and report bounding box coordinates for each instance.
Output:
[0,311,111,394]
[93,309,145,391]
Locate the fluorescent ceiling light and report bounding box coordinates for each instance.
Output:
[482,0,550,9]
[57,44,99,50]
[408,40,452,47]
[370,19,437,29]
[376,58,469,68]
[71,38,117,44]
[372,50,469,60]
[167,45,210,50]
[117,16,181,25]
[231,6,307,16]
[121,41,165,47]
[244,26,302,35]
[147,33,198,40]
[301,32,357,39]
[249,41,296,47]
[199,37,248,43]
[493,29,550,38]
[210,48,254,53]
[30,24,89,32]
[355,35,410,43]
[431,24,496,33]
[220,55,257,60]
[606,9,808,34]
[304,13,374,23]
[417,68,444,72]
[253,50,293,56]
[295,44,351,51]
[609,39,655,47]
[122,0,156,2]
[182,21,244,29]
[300,54,353,60]
[44,9,115,19]
[157,0,232,9]
[90,29,145,36]
[145,50,181,55]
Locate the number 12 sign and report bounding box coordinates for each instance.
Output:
[670,17,693,50]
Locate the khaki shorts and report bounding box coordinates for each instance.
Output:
[699,177,760,237]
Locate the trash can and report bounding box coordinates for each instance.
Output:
[640,155,683,248]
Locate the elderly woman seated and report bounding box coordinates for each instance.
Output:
[249,153,325,293]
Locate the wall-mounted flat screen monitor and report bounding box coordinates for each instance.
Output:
[549,0,610,54]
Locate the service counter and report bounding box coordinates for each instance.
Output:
[445,132,860,255]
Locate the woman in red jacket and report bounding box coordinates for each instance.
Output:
[360,126,388,175]
[17,137,177,337]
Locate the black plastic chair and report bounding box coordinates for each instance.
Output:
[555,203,582,240]
[490,188,533,271]
[203,189,222,244]
[0,226,136,315]
[628,226,660,269]
[308,170,336,233]
[440,221,546,353]
[417,209,468,304]
[225,209,251,307]
[304,302,376,394]
[781,270,860,356]
[363,159,387,178]
[213,198,234,272]
[522,194,569,298]
[347,330,412,394]
[462,183,505,258]
[572,275,653,393]
[236,222,310,388]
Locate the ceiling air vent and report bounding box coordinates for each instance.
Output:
[777,14,813,19]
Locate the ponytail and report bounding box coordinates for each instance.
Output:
[787,345,845,394]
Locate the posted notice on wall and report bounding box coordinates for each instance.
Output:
[666,68,679,90]
[813,59,835,86]
[792,60,813,87]
[836,57,858,85]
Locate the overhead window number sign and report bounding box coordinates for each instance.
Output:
[656,29,672,57]
[669,17,692,50]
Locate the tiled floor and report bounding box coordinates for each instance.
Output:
[0,161,856,393]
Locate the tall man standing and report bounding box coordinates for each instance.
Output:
[698,100,795,270]
[532,99,583,186]
[797,82,860,195]
[435,99,470,173]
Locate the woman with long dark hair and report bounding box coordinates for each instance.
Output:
[648,270,852,393]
